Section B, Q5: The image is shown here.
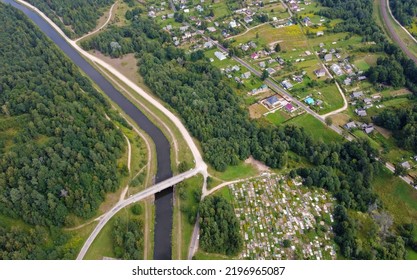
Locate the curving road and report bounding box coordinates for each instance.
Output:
[380,0,417,64]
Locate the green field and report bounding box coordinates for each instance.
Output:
[351,130,381,151]
[285,113,343,142]
[374,167,417,224]
[193,251,233,260]
[209,161,258,182]
[265,110,291,125]
[372,166,417,259]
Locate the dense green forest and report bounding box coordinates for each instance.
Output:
[0,3,126,232]
[112,217,144,259]
[390,0,417,27]
[375,106,417,153]
[81,8,416,258]
[27,0,114,38]
[317,0,417,93]
[0,225,74,259]
[199,196,243,256]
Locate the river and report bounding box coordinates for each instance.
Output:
[1,0,173,260]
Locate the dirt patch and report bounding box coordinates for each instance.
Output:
[374,125,392,139]
[245,156,269,172]
[89,51,140,84]
[388,88,412,97]
[249,103,268,119]
[330,113,351,127]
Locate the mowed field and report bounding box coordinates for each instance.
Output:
[232,24,307,51]
[285,113,342,142]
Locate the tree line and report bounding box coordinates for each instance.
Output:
[0,4,126,228]
[375,105,417,153]
[27,0,115,38]
[199,196,243,256]
[112,217,144,259]
[390,0,417,27]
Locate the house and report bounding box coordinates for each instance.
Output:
[364,125,374,134]
[241,72,251,79]
[358,76,367,81]
[229,20,237,28]
[316,100,323,106]
[302,17,311,26]
[281,80,293,90]
[317,31,324,36]
[344,121,357,130]
[305,50,312,56]
[266,68,276,75]
[244,16,253,24]
[180,26,189,32]
[292,75,303,83]
[355,108,367,117]
[167,13,174,19]
[259,61,266,68]
[285,103,295,112]
[251,52,259,59]
[330,64,343,76]
[207,27,216,32]
[351,91,364,99]
[214,51,226,61]
[265,95,280,108]
[196,5,204,12]
[231,65,240,72]
[314,68,326,77]
[305,97,315,105]
[204,41,214,48]
[324,54,333,62]
[401,161,411,170]
[344,64,353,74]
[148,11,156,18]
[242,44,250,51]
[344,78,352,86]
[364,98,372,105]
[184,8,190,13]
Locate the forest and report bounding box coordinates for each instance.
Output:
[80,8,416,258]
[0,4,126,231]
[112,217,144,259]
[389,0,417,27]
[27,0,114,38]
[198,196,243,256]
[375,105,417,153]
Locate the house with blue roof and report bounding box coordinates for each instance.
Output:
[265,95,280,108]
[305,97,315,105]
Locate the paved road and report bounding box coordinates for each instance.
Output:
[77,167,205,260]
[380,0,417,64]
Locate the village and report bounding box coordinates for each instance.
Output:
[228,174,337,260]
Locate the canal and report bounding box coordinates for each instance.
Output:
[1,0,173,260]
